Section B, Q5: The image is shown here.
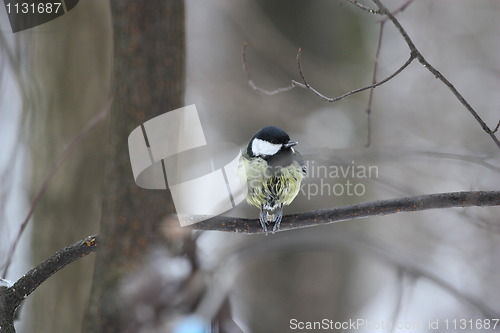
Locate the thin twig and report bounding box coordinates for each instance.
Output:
[310,54,415,103]
[365,0,416,148]
[1,99,112,278]
[346,0,382,14]
[241,41,251,82]
[390,269,405,333]
[365,22,385,147]
[243,43,415,103]
[365,0,416,147]
[491,120,500,134]
[191,191,500,234]
[371,0,500,150]
[243,42,299,96]
[296,48,309,88]
[377,0,416,23]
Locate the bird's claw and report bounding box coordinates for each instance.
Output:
[272,210,283,234]
[260,210,269,235]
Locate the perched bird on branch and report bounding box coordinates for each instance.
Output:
[240,126,306,234]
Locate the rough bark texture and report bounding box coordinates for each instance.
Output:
[192,191,500,233]
[85,1,185,331]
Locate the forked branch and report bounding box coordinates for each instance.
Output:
[0,235,99,333]
[242,42,415,103]
[371,0,500,149]
[243,0,500,150]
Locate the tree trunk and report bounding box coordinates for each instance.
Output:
[85,1,185,331]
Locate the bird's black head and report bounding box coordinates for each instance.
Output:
[247,126,298,159]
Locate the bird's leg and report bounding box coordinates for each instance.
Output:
[259,209,268,235]
[272,207,283,234]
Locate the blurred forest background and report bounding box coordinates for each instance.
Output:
[1,0,500,332]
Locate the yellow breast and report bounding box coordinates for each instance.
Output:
[239,156,304,208]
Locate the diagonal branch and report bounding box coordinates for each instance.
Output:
[346,0,382,14]
[371,0,500,150]
[191,191,500,234]
[377,0,416,24]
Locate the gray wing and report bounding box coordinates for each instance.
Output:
[293,150,307,175]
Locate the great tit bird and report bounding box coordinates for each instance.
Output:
[240,126,306,234]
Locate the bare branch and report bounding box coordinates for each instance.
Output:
[191,191,500,234]
[0,235,99,332]
[346,0,382,14]
[244,0,499,150]
[371,0,500,150]
[241,41,251,82]
[241,0,418,147]
[326,54,415,102]
[390,269,406,333]
[366,0,416,147]
[242,43,415,103]
[296,48,309,88]
[366,22,384,147]
[377,0,416,23]
[492,120,500,134]
[1,99,111,278]
[242,42,301,96]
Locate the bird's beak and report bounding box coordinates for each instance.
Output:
[283,140,298,148]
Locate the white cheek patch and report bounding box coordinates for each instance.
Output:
[252,138,282,156]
